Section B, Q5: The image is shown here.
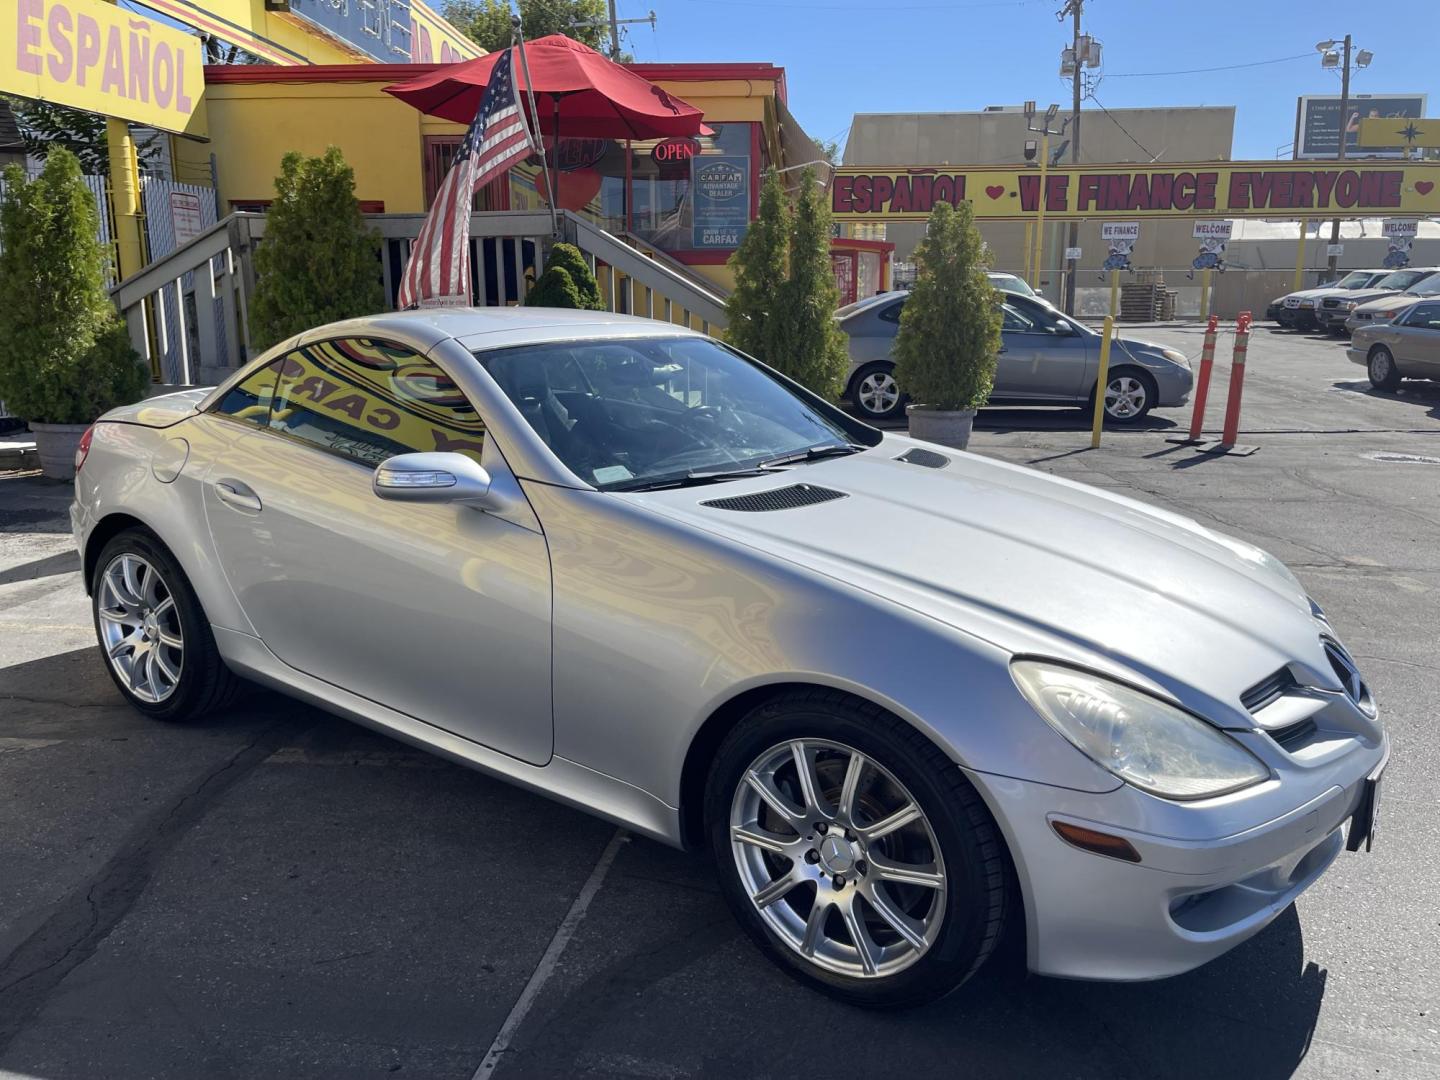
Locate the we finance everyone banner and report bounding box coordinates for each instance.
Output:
[831,162,1440,222]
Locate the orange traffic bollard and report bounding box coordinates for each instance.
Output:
[1196,311,1259,456]
[1187,314,1220,441]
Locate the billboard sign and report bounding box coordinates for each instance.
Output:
[1101,221,1138,271]
[832,162,1440,222]
[4,0,204,133]
[1296,95,1427,159]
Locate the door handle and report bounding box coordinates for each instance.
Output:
[214,479,262,512]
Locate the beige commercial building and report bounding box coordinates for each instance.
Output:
[842,105,1236,310]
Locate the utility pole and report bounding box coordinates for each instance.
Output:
[1063,0,1083,315]
[1326,33,1352,279]
[575,5,658,60]
[607,0,622,60]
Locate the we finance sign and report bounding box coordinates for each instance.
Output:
[832,161,1440,222]
[5,0,203,134]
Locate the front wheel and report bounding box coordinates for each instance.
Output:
[1092,368,1157,424]
[849,362,906,422]
[706,691,1009,1007]
[1367,346,1402,391]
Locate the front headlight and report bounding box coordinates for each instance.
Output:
[1299,299,1315,308]
[1011,661,1269,800]
[1159,347,1189,366]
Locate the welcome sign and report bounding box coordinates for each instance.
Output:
[5,0,205,134]
[832,161,1440,222]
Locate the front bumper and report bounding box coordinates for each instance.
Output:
[969,730,1388,981]
[1346,347,1368,367]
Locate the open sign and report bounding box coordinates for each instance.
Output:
[652,138,700,164]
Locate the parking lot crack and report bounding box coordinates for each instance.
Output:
[0,721,300,1053]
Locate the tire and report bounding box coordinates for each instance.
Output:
[705,690,1009,1007]
[1367,345,1402,391]
[1091,367,1157,424]
[91,528,240,722]
[849,362,906,422]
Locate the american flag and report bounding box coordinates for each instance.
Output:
[396,48,535,309]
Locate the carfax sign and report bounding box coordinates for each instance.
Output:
[692,156,749,249]
[5,0,204,133]
[831,161,1440,222]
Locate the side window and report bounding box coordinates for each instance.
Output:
[1403,302,1440,330]
[878,300,905,324]
[1001,304,1035,333]
[211,360,281,428]
[269,338,486,467]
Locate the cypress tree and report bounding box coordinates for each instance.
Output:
[526,242,602,310]
[248,147,383,352]
[893,199,1002,411]
[765,168,849,398]
[724,169,789,362]
[0,149,148,423]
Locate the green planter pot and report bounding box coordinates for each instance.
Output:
[906,405,976,450]
[29,421,89,481]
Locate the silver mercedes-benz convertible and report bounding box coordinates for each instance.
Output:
[71,309,1386,1006]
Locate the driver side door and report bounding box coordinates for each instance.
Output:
[199,337,554,765]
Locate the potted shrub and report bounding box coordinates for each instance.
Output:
[893,199,1003,449]
[525,242,604,310]
[0,150,149,480]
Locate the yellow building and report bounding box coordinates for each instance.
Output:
[200,60,830,292]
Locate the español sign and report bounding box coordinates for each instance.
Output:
[832,161,1440,222]
[5,0,204,134]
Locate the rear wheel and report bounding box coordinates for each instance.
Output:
[706,691,1009,1007]
[92,529,240,722]
[850,362,906,422]
[1367,345,1402,391]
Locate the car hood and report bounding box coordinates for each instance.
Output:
[1337,287,1403,305]
[634,438,1327,721]
[1355,293,1425,313]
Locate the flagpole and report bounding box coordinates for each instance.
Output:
[513,14,559,236]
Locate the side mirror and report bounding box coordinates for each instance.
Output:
[373,452,496,507]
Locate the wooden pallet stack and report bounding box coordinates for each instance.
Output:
[1119,271,1172,322]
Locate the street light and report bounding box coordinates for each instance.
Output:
[1316,35,1372,277]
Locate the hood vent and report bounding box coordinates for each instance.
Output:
[1240,667,1296,713]
[896,447,950,469]
[702,484,848,513]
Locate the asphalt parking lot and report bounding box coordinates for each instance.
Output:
[1,323,1437,1080]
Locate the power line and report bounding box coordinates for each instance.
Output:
[1105,52,1314,78]
[1085,89,1158,161]
[676,0,1046,10]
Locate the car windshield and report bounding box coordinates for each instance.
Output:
[1334,271,1376,288]
[989,273,1037,298]
[1377,269,1426,290]
[1408,272,1440,296]
[475,336,859,491]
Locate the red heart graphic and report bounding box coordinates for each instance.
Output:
[985,185,1006,199]
[1417,181,1435,195]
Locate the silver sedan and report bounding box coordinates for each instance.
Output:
[839,291,1193,423]
[73,309,1384,1006]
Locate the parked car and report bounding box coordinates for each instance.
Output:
[1345,269,1440,334]
[1271,270,1387,331]
[73,308,1385,1006]
[1317,267,1440,334]
[1348,298,1440,390]
[839,291,1192,423]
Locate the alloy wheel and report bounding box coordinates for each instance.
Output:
[856,370,901,418]
[729,738,946,978]
[1104,375,1149,419]
[1369,350,1394,385]
[97,553,184,703]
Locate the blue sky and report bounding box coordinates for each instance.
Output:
[618,0,1439,161]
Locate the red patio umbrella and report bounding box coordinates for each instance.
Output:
[386,35,710,219]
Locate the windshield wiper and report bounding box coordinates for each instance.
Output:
[610,466,775,492]
[756,443,866,469]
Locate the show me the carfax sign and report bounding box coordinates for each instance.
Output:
[5,0,204,134]
[831,161,1440,222]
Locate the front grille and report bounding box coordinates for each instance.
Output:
[895,448,950,469]
[1240,667,1296,713]
[1270,718,1318,753]
[1323,638,1374,714]
[701,484,848,513]
[1322,298,1342,309]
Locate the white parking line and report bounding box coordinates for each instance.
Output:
[473,827,628,1079]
